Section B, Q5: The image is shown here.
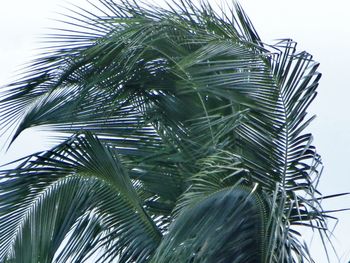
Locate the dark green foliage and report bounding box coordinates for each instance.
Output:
[0,0,336,262]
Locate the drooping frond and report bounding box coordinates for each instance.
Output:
[151,186,268,263]
[0,133,161,262]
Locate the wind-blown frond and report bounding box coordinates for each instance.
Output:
[0,0,336,262]
[0,133,161,262]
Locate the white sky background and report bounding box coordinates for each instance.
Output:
[0,0,349,262]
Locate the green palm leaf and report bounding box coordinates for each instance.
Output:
[151,186,267,263]
[0,133,161,262]
[0,0,341,262]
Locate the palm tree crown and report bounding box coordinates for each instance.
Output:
[0,0,338,262]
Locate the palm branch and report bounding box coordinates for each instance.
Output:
[0,0,339,262]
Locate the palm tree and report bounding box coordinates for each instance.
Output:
[0,0,340,262]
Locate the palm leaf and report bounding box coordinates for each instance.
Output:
[0,0,339,262]
[151,186,267,263]
[0,133,161,262]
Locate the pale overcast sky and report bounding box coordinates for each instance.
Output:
[0,0,349,262]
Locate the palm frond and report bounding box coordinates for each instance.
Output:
[0,133,161,262]
[151,185,267,263]
[0,0,338,262]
